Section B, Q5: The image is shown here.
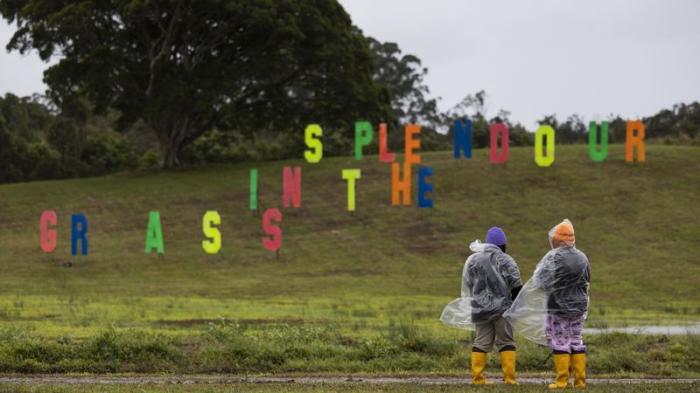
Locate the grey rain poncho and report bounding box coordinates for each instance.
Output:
[503,219,591,345]
[440,240,522,330]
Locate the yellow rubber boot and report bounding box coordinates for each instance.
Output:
[548,353,571,389]
[571,353,586,388]
[471,351,494,385]
[500,350,517,385]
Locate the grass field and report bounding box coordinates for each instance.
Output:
[0,144,698,376]
[0,383,699,393]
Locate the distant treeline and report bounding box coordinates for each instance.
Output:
[1,1,699,183]
[2,91,698,184]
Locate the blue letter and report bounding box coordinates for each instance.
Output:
[453,119,472,159]
[71,213,88,256]
[418,166,433,208]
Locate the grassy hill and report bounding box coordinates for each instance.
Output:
[0,144,698,375]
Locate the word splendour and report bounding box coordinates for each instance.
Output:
[38,119,645,256]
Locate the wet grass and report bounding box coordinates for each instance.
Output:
[0,321,696,376]
[0,382,698,393]
[0,145,698,376]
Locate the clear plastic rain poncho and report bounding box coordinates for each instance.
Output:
[503,219,591,345]
[440,240,522,330]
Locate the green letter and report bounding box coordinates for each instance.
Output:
[145,211,164,254]
[250,169,258,211]
[588,121,608,162]
[355,121,373,160]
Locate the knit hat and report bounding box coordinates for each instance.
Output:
[551,219,575,246]
[485,227,506,246]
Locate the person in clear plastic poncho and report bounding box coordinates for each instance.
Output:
[440,227,522,385]
[504,219,590,389]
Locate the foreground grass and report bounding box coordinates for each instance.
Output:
[0,322,697,376]
[0,383,698,393]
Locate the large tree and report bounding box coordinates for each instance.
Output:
[367,37,440,128]
[1,0,390,167]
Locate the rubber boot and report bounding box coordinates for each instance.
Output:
[571,353,586,388]
[548,353,570,389]
[499,350,517,385]
[471,351,494,385]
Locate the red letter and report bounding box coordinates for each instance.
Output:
[489,122,509,164]
[282,166,302,208]
[262,208,282,252]
[40,210,57,253]
[379,123,395,163]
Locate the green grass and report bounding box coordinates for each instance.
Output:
[0,383,698,393]
[0,144,698,375]
[0,322,697,375]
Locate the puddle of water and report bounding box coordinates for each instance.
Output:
[584,324,700,335]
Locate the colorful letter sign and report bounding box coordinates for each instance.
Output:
[145,211,164,255]
[626,120,646,163]
[454,119,472,159]
[262,208,282,252]
[71,213,88,256]
[342,169,361,212]
[534,125,555,167]
[304,124,323,164]
[40,210,57,253]
[202,210,221,254]
[489,123,509,164]
[355,121,373,160]
[588,121,608,162]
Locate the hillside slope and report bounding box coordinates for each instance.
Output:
[0,144,698,333]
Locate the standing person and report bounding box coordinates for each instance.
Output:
[441,227,523,385]
[505,219,590,389]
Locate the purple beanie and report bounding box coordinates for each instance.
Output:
[485,227,506,246]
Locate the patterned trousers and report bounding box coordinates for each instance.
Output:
[545,314,586,353]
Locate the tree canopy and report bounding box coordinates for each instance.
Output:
[1,0,391,167]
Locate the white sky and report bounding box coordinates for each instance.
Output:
[2,0,700,127]
[341,0,700,127]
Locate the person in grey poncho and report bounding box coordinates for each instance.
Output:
[504,219,590,389]
[440,227,522,385]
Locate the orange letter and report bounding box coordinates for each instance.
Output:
[404,124,421,165]
[625,120,645,163]
[391,162,412,206]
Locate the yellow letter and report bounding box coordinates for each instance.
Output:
[202,210,221,254]
[534,125,555,167]
[304,124,323,163]
[342,169,361,211]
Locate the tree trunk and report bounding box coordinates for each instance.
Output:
[160,140,181,169]
[154,114,207,169]
[156,118,188,169]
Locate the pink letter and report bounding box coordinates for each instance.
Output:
[40,210,57,253]
[283,166,302,208]
[489,122,509,164]
[262,208,282,252]
[379,123,395,163]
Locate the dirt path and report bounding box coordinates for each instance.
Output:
[0,375,698,386]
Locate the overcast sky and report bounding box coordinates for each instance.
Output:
[1,0,699,127]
